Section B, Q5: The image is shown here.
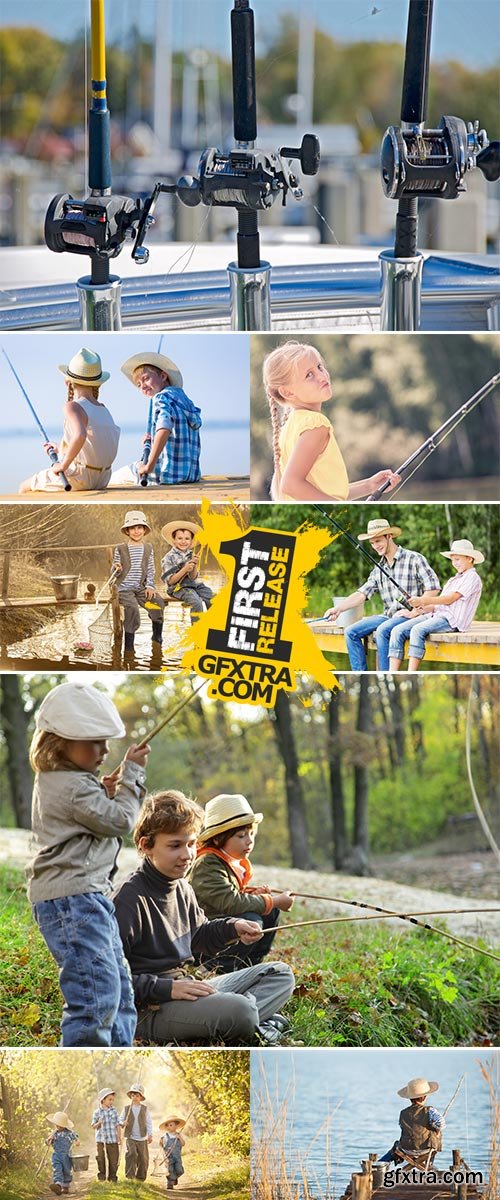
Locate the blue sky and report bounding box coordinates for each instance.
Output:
[2,0,499,68]
[0,331,249,431]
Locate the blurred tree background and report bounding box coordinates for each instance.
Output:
[1,21,498,150]
[0,673,498,872]
[250,334,500,500]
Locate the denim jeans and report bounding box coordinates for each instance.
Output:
[389,614,455,661]
[33,892,137,1047]
[344,613,408,671]
[52,1147,73,1185]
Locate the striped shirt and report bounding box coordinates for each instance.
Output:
[151,388,202,485]
[92,1105,121,1144]
[359,545,440,617]
[113,543,155,591]
[433,568,482,632]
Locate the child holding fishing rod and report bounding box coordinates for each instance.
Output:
[388,538,484,671]
[112,789,295,1046]
[158,1115,186,1190]
[45,1110,80,1195]
[112,509,165,656]
[18,349,120,493]
[111,351,202,486]
[161,519,214,615]
[27,681,150,1046]
[189,792,294,975]
[380,1077,445,1169]
[264,341,400,501]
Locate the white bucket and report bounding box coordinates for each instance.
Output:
[332,597,365,628]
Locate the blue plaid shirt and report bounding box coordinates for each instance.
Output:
[149,388,201,484]
[92,1105,121,1144]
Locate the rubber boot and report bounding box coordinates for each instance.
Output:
[152,621,163,645]
[124,632,135,652]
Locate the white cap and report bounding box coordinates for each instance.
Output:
[36,683,125,740]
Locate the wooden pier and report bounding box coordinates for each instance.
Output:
[341,1150,486,1200]
[309,620,500,668]
[0,475,249,503]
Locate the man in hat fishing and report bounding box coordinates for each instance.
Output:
[324,518,440,670]
[111,352,202,486]
[380,1077,445,1168]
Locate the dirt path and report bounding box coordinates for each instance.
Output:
[2,829,497,940]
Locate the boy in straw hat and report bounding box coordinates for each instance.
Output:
[388,538,484,671]
[117,1083,153,1181]
[45,1111,80,1195]
[161,520,213,614]
[112,509,165,655]
[159,1116,186,1189]
[380,1077,444,1167]
[19,347,120,493]
[324,518,440,671]
[113,790,295,1046]
[190,793,293,973]
[27,681,150,1046]
[91,1088,122,1183]
[111,351,201,486]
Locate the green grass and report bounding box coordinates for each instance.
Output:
[1,866,498,1049]
[0,1161,249,1200]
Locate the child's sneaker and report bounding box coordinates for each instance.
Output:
[256,1020,284,1045]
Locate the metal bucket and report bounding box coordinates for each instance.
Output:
[372,1162,389,1188]
[51,575,80,601]
[332,597,365,628]
[71,1154,89,1172]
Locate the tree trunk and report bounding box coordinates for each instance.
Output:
[0,676,32,827]
[328,690,347,869]
[352,676,370,874]
[407,676,425,769]
[271,693,311,869]
[385,677,405,766]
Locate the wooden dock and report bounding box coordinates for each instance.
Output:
[309,620,500,668]
[0,475,249,503]
[340,1150,486,1200]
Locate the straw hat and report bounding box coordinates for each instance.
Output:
[58,348,110,387]
[440,538,484,565]
[358,518,402,541]
[98,1088,116,1103]
[159,1116,186,1131]
[35,683,125,740]
[127,1083,146,1100]
[46,1111,74,1129]
[121,510,151,534]
[121,351,183,389]
[397,1078,439,1100]
[161,520,201,545]
[198,794,263,844]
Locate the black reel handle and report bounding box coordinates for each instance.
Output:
[477,142,500,183]
[280,134,321,177]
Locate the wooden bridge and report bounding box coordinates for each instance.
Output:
[309,620,500,668]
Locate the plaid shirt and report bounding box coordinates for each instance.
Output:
[359,545,440,617]
[161,545,195,586]
[151,388,201,484]
[92,1105,121,1144]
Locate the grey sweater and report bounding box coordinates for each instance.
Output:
[27,762,146,903]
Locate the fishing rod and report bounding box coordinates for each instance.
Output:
[153,1103,199,1176]
[2,347,72,491]
[94,564,121,606]
[312,505,413,610]
[35,1078,81,1179]
[161,0,320,330]
[366,371,500,500]
[135,679,208,750]
[380,0,500,331]
[140,335,163,487]
[266,911,500,963]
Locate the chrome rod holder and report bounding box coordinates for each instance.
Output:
[379,249,424,331]
[77,274,123,330]
[228,260,272,330]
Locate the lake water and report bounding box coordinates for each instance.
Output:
[251,1047,496,1194]
[0,425,248,492]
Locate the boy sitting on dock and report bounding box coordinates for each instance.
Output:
[113,509,165,655]
[111,351,202,486]
[91,1087,122,1184]
[380,1076,444,1167]
[388,538,484,671]
[112,790,295,1046]
[189,792,293,972]
[161,519,213,614]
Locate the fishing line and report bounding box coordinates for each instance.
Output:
[312,203,375,331]
[166,198,214,276]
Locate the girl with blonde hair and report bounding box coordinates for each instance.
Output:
[264,340,400,501]
[19,348,120,493]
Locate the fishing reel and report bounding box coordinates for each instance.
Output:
[165,135,321,212]
[45,192,143,262]
[381,116,500,200]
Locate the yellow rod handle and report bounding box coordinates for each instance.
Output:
[91,0,107,86]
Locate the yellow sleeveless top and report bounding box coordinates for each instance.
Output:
[279,409,349,501]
